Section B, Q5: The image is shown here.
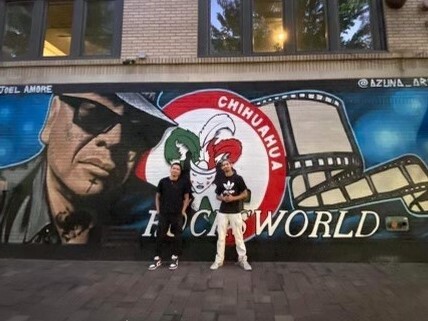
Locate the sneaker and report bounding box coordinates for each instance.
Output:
[148,256,162,270]
[169,255,179,270]
[210,261,223,270]
[238,258,252,271]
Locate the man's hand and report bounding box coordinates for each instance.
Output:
[223,194,235,203]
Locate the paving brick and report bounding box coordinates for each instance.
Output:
[5,316,30,321]
[63,310,91,321]
[200,311,217,321]
[2,260,428,321]
[274,316,294,321]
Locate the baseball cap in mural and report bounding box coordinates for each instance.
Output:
[60,92,176,149]
[115,92,176,127]
[116,92,177,148]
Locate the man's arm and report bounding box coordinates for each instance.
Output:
[234,189,248,202]
[182,193,190,214]
[235,176,249,202]
[155,192,161,214]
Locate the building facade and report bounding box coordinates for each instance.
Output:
[0,0,427,261]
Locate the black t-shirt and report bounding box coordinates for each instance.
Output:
[157,176,190,215]
[215,173,248,214]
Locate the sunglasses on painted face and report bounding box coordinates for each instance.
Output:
[59,95,151,148]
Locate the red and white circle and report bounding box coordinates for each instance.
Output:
[137,90,287,243]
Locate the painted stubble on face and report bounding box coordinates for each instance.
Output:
[46,94,139,196]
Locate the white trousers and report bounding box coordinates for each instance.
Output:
[214,212,247,263]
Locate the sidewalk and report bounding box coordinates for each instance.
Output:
[1,259,428,321]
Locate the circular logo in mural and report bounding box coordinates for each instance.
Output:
[138,90,287,244]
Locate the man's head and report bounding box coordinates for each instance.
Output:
[41,92,175,197]
[220,158,233,176]
[170,162,182,181]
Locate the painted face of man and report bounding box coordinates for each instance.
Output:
[41,93,149,197]
[190,161,216,194]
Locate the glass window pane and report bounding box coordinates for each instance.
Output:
[296,0,327,52]
[43,1,73,57]
[252,0,284,53]
[210,0,241,55]
[1,1,34,59]
[339,0,373,50]
[83,0,115,56]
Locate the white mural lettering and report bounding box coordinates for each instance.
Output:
[142,209,380,239]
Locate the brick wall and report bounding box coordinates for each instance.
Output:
[384,0,428,53]
[1,0,427,84]
[122,0,198,59]
[121,0,428,60]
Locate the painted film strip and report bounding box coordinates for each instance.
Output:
[253,91,428,216]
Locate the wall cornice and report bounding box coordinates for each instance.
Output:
[0,53,427,85]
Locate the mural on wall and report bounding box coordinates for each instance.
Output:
[0,79,427,246]
[0,92,176,244]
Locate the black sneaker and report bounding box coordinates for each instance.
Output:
[148,256,162,270]
[169,255,179,270]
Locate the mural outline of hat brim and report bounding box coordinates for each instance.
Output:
[116,92,177,147]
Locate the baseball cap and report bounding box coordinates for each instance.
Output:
[115,92,176,126]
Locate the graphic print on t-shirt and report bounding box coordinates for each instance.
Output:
[223,181,235,195]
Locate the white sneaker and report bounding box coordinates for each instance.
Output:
[210,261,223,270]
[238,258,252,271]
[148,256,162,270]
[169,255,179,270]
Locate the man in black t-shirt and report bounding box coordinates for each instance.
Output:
[210,159,252,271]
[148,163,190,270]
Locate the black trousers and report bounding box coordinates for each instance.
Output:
[155,213,183,257]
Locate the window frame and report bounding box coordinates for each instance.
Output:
[198,0,386,57]
[0,0,124,61]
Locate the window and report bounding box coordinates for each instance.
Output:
[210,0,242,54]
[199,0,385,56]
[1,1,35,59]
[43,1,73,57]
[295,0,327,52]
[0,0,123,60]
[253,0,283,53]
